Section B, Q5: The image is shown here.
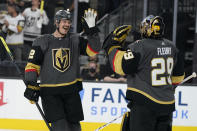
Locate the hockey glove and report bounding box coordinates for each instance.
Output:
[24,84,40,103]
[81,8,99,34]
[102,25,132,54]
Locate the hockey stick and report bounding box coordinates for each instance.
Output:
[94,114,123,131]
[40,0,44,14]
[0,36,52,131]
[179,72,196,84]
[94,72,197,131]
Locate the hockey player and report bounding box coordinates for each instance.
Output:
[24,9,101,131]
[103,15,184,131]
[22,0,49,60]
[2,3,25,61]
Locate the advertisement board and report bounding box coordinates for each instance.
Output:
[0,79,197,130]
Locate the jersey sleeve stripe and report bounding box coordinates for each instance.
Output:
[108,46,121,54]
[86,44,99,56]
[25,62,41,75]
[112,50,125,76]
[171,74,185,85]
[25,69,37,73]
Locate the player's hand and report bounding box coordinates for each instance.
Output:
[112,25,132,44]
[83,8,97,28]
[82,8,99,34]
[102,25,131,54]
[24,84,40,103]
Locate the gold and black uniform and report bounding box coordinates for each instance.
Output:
[108,38,184,110]
[25,32,101,122]
[107,38,184,131]
[104,15,185,131]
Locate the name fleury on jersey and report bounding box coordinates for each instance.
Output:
[157,47,171,56]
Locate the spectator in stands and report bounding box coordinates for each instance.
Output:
[2,3,25,61]
[22,0,49,60]
[81,56,101,81]
[18,0,26,12]
[7,0,26,12]
[7,0,17,5]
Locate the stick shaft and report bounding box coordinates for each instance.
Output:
[40,0,44,14]
[179,73,196,85]
[95,115,123,131]
[0,37,14,61]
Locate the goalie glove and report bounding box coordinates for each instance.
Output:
[112,25,132,43]
[81,8,99,34]
[102,25,132,54]
[24,83,40,103]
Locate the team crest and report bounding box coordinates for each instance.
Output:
[52,48,70,72]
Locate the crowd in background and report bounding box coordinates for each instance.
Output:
[0,0,127,82]
[0,0,196,83]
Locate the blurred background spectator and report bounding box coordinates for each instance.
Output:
[0,0,196,84]
[7,0,17,5]
[81,56,102,81]
[22,0,49,60]
[2,3,25,61]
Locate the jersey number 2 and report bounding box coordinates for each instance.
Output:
[151,57,173,86]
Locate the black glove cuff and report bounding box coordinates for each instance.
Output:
[84,26,100,35]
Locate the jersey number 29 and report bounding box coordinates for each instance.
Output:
[151,57,173,86]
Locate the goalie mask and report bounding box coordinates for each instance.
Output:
[140,15,165,38]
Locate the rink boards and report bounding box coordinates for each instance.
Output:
[0,79,197,131]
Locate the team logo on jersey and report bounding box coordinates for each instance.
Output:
[52,48,70,72]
